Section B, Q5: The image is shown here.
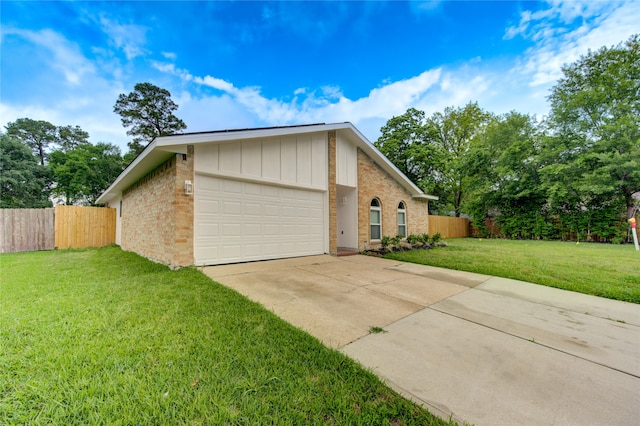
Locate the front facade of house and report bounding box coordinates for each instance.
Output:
[97,123,437,268]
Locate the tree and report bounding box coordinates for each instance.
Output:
[49,142,123,205]
[114,82,187,162]
[0,134,52,208]
[425,102,493,216]
[465,112,549,238]
[544,34,640,221]
[374,108,442,191]
[57,125,90,151]
[5,118,58,165]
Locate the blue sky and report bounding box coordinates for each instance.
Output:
[1,1,638,152]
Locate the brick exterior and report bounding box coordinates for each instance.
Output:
[121,147,194,268]
[117,133,428,266]
[356,148,429,250]
[328,131,337,255]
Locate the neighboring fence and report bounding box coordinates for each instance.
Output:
[1,208,55,253]
[428,215,471,238]
[0,206,115,253]
[55,205,116,249]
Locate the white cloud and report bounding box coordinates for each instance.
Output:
[1,27,129,149]
[98,14,148,60]
[194,75,237,93]
[511,0,638,88]
[159,63,444,132]
[2,27,95,85]
[3,0,636,153]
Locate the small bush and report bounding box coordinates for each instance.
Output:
[406,234,421,247]
[380,235,391,250]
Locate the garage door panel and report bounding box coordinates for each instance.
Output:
[199,223,219,236]
[246,203,261,216]
[195,175,326,265]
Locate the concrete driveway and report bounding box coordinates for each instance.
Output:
[203,255,640,425]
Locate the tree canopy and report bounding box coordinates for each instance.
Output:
[425,102,493,216]
[49,142,123,205]
[113,82,187,162]
[376,35,639,242]
[374,108,438,190]
[5,118,58,166]
[0,134,52,208]
[544,34,639,220]
[1,118,124,207]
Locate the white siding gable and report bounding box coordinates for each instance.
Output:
[336,134,357,187]
[194,132,327,190]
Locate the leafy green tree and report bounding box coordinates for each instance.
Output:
[425,102,493,216]
[49,142,123,205]
[114,82,187,163]
[466,112,549,238]
[374,108,441,191]
[0,134,52,208]
[544,34,640,221]
[57,125,90,151]
[5,118,58,165]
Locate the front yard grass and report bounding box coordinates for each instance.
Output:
[0,246,450,425]
[385,238,640,304]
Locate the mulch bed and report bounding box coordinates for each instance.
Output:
[361,243,446,257]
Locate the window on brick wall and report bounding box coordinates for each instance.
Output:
[397,201,407,237]
[370,198,382,241]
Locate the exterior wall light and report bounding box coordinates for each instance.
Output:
[184,180,193,195]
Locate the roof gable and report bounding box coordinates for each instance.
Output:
[96,122,437,204]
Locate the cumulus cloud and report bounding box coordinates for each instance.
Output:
[2,0,636,151]
[2,27,95,85]
[98,14,148,60]
[506,1,638,87]
[1,27,128,148]
[154,59,444,135]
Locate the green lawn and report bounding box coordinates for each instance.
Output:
[0,247,450,425]
[385,238,640,303]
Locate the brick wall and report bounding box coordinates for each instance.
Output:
[328,131,337,255]
[357,149,429,250]
[174,146,194,266]
[121,147,194,268]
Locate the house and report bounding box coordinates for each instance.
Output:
[97,123,437,268]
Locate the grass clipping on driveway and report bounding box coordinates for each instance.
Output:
[1,247,450,425]
[385,238,640,304]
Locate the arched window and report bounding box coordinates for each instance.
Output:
[397,201,407,237]
[370,198,382,241]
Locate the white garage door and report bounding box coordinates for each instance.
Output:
[194,175,326,265]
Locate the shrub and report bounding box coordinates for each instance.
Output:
[380,235,391,250]
[406,234,421,247]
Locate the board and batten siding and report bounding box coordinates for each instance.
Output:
[194,133,328,190]
[336,134,357,188]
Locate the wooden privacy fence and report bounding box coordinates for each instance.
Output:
[1,208,55,253]
[428,215,471,238]
[0,206,115,253]
[54,205,116,249]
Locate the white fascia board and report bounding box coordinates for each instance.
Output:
[154,123,351,147]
